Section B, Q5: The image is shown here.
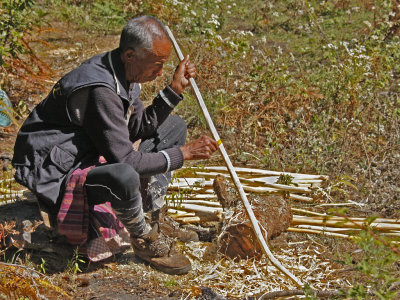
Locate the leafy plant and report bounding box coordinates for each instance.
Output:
[65,248,85,275]
[342,228,400,299]
[39,258,46,274]
[0,0,36,65]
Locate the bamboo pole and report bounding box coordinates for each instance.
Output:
[295,225,360,233]
[293,213,400,224]
[165,26,303,287]
[287,227,354,239]
[167,209,196,217]
[292,216,400,231]
[174,216,201,224]
[176,199,222,207]
[197,166,329,180]
[291,208,326,216]
[168,203,223,214]
[288,194,314,202]
[194,172,312,193]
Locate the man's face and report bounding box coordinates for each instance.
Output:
[122,38,172,83]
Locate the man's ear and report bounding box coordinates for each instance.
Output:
[122,48,136,62]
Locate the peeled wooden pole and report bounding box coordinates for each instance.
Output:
[165,26,303,287]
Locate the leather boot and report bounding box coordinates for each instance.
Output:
[131,223,192,275]
[151,206,199,243]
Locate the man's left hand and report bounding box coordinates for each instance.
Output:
[169,55,196,95]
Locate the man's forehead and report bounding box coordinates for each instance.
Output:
[151,37,172,58]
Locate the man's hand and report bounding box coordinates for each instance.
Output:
[180,135,219,160]
[169,55,196,95]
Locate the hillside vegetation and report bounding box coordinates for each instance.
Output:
[1,0,400,298]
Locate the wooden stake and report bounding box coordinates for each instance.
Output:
[166,26,303,287]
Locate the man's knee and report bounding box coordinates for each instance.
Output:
[116,164,141,195]
[86,163,141,203]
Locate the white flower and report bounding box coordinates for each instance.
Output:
[363,20,372,28]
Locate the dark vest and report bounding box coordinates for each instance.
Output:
[12,49,132,209]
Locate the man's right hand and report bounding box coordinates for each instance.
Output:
[180,135,218,160]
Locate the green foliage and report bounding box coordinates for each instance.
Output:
[65,249,85,275]
[277,174,295,185]
[163,277,178,288]
[0,0,39,66]
[45,0,129,33]
[39,258,46,274]
[342,230,400,299]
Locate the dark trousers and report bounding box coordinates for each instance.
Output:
[84,115,187,237]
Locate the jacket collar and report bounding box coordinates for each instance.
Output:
[108,48,130,101]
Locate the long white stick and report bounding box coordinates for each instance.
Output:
[165,26,303,287]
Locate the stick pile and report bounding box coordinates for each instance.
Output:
[167,167,400,242]
[288,210,400,240]
[167,166,326,224]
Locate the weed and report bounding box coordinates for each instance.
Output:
[277,174,295,186]
[39,258,46,274]
[163,277,178,288]
[65,248,85,275]
[341,228,400,299]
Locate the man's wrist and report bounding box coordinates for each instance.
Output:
[169,83,182,95]
[180,146,189,160]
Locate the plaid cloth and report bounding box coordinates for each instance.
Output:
[57,163,131,262]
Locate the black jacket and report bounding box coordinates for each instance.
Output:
[12,48,184,209]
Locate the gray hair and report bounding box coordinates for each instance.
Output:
[119,16,168,56]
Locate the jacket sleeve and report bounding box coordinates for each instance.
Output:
[128,85,183,141]
[82,86,184,177]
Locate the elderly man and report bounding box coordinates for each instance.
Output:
[12,16,218,274]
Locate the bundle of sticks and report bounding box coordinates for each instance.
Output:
[167,166,400,242]
[289,208,400,240]
[167,166,326,224]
